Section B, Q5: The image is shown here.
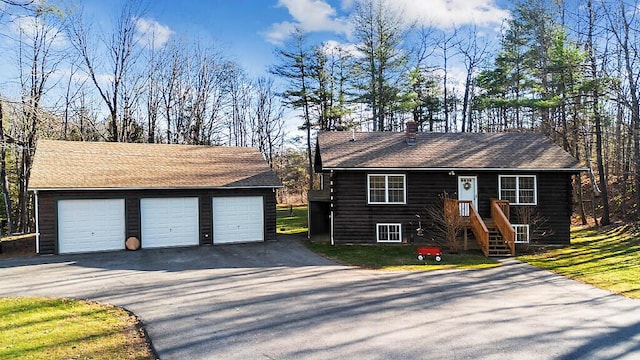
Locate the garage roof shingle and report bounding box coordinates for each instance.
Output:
[318,131,584,170]
[29,140,281,190]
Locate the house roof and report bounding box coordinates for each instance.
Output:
[317,131,585,171]
[29,140,282,190]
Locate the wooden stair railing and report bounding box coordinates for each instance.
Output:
[491,199,515,256]
[446,199,489,257]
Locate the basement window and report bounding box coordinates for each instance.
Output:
[377,223,402,243]
[513,224,530,244]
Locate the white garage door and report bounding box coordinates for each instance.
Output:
[58,199,125,254]
[140,197,199,248]
[212,196,264,244]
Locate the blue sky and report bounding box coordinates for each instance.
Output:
[77,0,512,77]
[0,0,514,92]
[0,0,514,140]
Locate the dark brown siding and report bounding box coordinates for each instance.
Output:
[330,170,574,245]
[264,190,277,240]
[331,171,454,244]
[527,173,573,244]
[199,195,212,245]
[126,197,140,239]
[36,188,277,255]
[36,193,57,255]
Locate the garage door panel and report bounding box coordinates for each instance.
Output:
[140,197,199,248]
[58,199,125,254]
[212,196,264,244]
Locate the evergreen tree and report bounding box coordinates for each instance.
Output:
[270,28,315,190]
[351,0,407,131]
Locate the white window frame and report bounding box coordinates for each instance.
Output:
[498,175,537,205]
[367,174,406,205]
[376,223,402,243]
[512,224,530,244]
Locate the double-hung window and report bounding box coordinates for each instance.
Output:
[499,175,536,205]
[377,223,402,243]
[367,174,406,204]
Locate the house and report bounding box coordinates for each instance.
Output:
[310,123,586,256]
[29,140,281,255]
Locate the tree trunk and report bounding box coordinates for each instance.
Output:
[461,71,472,132]
[588,0,610,225]
[0,102,13,233]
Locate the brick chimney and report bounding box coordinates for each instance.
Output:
[405,121,417,146]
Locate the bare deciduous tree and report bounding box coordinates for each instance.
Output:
[604,0,640,221]
[514,205,554,240]
[436,28,459,133]
[457,25,490,132]
[423,193,466,253]
[13,4,66,231]
[251,77,284,168]
[68,0,147,142]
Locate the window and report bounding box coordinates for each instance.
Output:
[499,175,537,205]
[513,224,530,243]
[377,223,402,243]
[367,174,406,204]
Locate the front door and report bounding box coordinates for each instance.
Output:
[458,176,478,215]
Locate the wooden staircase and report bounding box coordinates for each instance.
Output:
[487,224,512,257]
[446,198,515,258]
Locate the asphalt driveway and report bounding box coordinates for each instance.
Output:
[0,236,639,359]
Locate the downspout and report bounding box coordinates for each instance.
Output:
[34,190,39,254]
[307,195,311,240]
[330,171,334,246]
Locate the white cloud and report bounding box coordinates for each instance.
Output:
[6,15,67,48]
[340,0,356,11]
[264,0,508,45]
[263,21,297,45]
[134,17,173,49]
[387,0,510,29]
[322,39,360,57]
[263,0,350,45]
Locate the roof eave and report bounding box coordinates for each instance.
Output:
[321,166,588,172]
[29,185,284,192]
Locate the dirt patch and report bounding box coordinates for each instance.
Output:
[0,237,36,258]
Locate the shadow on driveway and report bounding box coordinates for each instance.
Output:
[1,236,639,359]
[0,235,335,271]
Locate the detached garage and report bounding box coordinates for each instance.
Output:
[29,140,281,255]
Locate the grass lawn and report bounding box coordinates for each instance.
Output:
[0,297,155,360]
[278,205,497,270]
[306,242,500,270]
[276,205,308,235]
[519,224,640,299]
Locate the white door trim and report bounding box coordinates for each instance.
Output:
[458,176,478,211]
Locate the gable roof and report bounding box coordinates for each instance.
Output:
[29,140,281,190]
[317,131,585,171]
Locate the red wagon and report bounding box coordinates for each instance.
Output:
[417,247,442,262]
